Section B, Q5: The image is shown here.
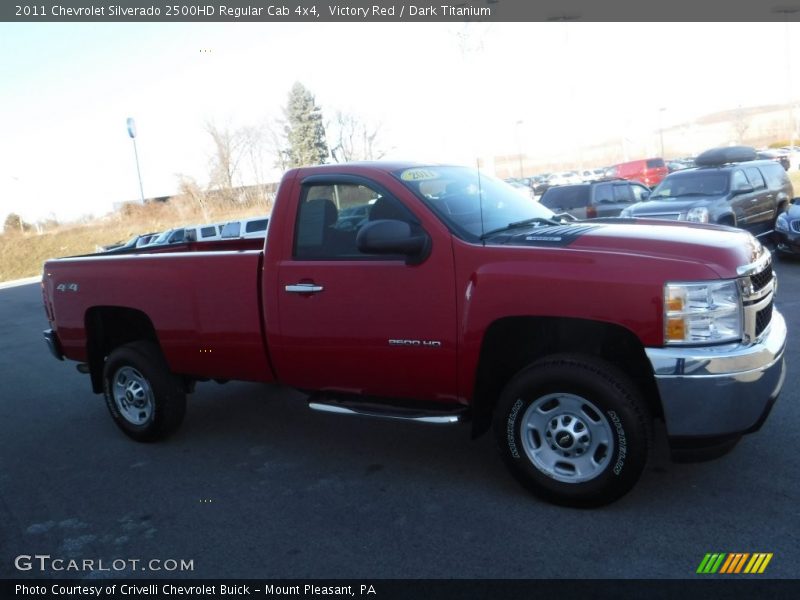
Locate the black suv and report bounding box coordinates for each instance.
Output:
[621,148,794,236]
[540,179,651,220]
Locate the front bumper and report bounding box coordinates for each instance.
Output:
[774,229,800,255]
[645,310,786,438]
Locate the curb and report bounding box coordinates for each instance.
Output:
[0,276,41,290]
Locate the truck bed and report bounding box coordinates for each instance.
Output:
[43,242,274,383]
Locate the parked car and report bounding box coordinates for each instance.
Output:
[540,180,651,219]
[220,216,269,239]
[579,168,606,182]
[42,162,786,507]
[621,147,794,236]
[774,197,800,256]
[756,149,790,171]
[99,232,159,253]
[546,171,582,188]
[780,146,800,170]
[507,180,534,199]
[667,159,694,173]
[610,158,668,187]
[147,227,195,246]
[530,174,550,196]
[190,223,224,242]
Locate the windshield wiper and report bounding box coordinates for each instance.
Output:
[480,217,562,240]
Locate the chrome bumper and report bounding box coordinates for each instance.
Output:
[645,310,786,437]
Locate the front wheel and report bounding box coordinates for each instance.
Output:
[493,354,650,507]
[103,341,186,442]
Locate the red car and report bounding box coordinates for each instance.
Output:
[610,158,668,187]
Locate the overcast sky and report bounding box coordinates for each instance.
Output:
[1,21,798,223]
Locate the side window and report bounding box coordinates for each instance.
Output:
[759,163,786,189]
[221,222,241,238]
[731,170,749,191]
[200,226,216,238]
[631,185,649,202]
[245,219,268,233]
[612,184,633,203]
[594,183,614,204]
[294,182,415,260]
[744,167,766,190]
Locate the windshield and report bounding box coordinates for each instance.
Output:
[650,171,729,199]
[394,166,555,242]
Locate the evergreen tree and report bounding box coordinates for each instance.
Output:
[284,82,329,167]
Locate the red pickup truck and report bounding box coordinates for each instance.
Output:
[41,163,786,506]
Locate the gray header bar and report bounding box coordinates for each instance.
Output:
[4,1,800,22]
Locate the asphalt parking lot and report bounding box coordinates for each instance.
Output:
[0,256,798,580]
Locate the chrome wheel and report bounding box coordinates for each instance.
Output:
[519,393,614,483]
[112,366,154,426]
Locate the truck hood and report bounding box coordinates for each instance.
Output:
[495,220,764,279]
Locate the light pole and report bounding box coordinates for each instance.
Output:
[658,107,666,157]
[126,117,145,204]
[515,120,524,178]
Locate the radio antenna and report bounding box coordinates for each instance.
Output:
[476,157,485,244]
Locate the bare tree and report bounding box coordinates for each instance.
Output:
[265,118,290,172]
[206,121,247,200]
[177,175,210,222]
[329,111,387,163]
[732,106,750,144]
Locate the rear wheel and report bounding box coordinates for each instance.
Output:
[103,341,186,442]
[493,354,650,507]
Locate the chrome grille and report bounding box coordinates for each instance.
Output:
[755,301,773,338]
[750,262,773,292]
[740,258,774,342]
[790,220,800,234]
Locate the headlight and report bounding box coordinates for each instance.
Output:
[775,214,789,232]
[664,280,742,345]
[684,207,709,223]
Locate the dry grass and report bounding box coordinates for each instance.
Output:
[790,169,800,192]
[0,195,272,283]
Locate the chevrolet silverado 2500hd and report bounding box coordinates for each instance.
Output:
[42,163,786,506]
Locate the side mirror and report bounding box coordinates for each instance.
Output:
[641,190,651,201]
[732,185,754,196]
[356,220,431,265]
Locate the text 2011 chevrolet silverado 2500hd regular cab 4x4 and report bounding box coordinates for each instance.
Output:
[41,163,787,506]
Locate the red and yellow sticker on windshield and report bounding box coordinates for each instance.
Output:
[400,168,439,181]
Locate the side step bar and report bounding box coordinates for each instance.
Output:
[308,395,466,425]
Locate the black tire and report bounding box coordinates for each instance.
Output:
[103,341,186,442]
[493,354,650,507]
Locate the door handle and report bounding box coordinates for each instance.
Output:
[285,283,324,294]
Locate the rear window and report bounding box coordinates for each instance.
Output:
[646,159,665,168]
[541,185,591,209]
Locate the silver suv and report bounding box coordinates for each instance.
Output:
[540,180,651,219]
